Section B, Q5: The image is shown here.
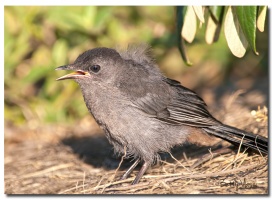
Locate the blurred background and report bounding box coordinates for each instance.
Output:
[4,6,268,131]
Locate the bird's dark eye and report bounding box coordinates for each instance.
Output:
[89,65,101,73]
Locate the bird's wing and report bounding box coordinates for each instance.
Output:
[162,78,219,127]
[131,77,219,127]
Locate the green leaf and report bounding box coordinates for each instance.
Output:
[224,6,248,58]
[176,6,192,66]
[235,6,258,55]
[209,6,223,23]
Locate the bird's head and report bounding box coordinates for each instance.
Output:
[56,47,124,86]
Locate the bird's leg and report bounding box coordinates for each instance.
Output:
[120,158,140,180]
[132,161,150,185]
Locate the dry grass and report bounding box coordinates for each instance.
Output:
[4,91,268,194]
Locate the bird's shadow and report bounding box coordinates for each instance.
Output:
[61,133,224,171]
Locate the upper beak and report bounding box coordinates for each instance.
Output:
[55,65,88,81]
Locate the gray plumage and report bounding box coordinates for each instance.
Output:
[56,45,267,184]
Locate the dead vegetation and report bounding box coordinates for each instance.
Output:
[4,90,268,194]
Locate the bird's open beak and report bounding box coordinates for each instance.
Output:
[55,65,88,81]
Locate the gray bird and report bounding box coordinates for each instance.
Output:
[56,45,267,184]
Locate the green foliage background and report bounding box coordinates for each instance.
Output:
[4,6,268,127]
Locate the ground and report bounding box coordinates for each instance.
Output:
[4,85,268,194]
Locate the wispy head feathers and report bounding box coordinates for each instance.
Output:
[117,43,155,65]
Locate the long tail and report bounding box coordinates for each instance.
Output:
[203,124,268,154]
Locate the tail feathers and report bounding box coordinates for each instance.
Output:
[203,125,268,154]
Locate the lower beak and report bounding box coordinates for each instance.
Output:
[56,70,88,81]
